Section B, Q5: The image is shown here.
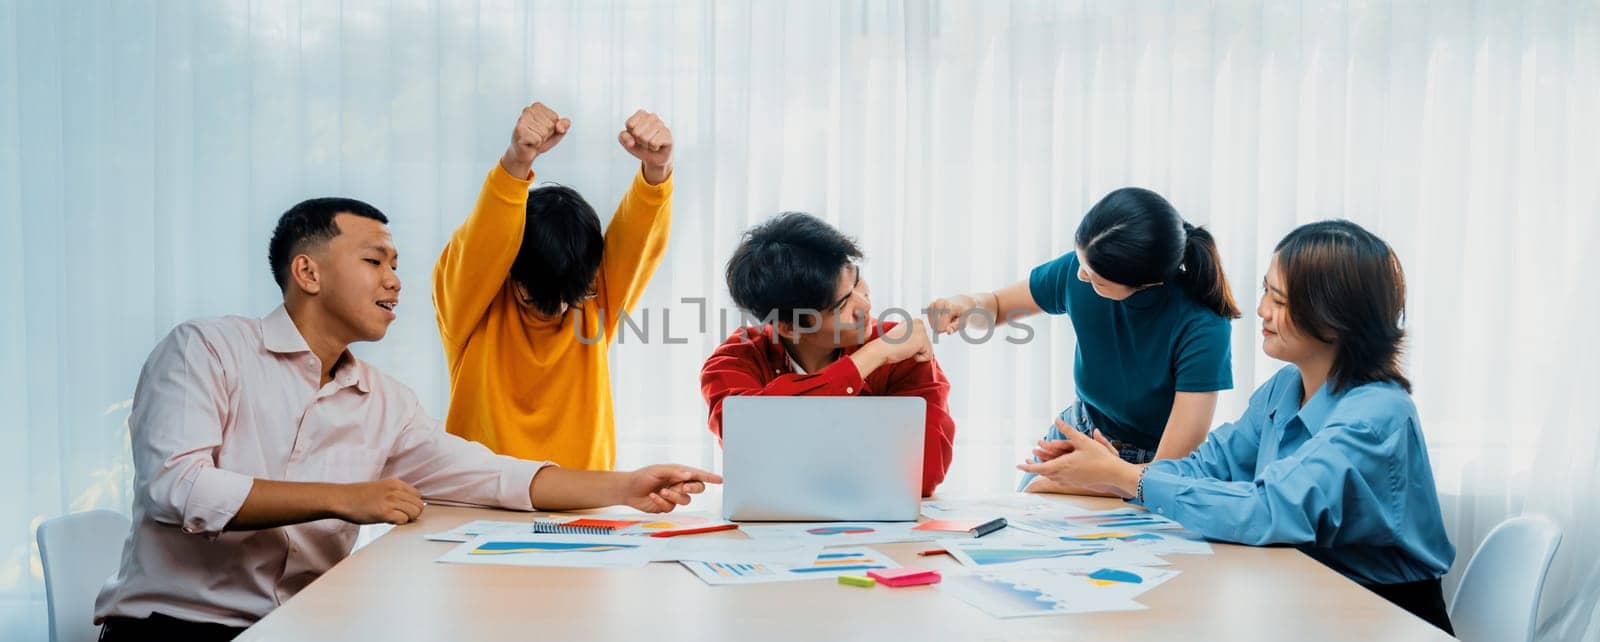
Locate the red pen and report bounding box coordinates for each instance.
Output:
[648,523,741,538]
[916,548,951,557]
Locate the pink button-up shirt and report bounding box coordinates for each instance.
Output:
[95,306,549,627]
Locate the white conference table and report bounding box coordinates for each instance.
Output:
[237,491,1454,641]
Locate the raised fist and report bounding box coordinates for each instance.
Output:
[501,101,570,178]
[618,109,673,183]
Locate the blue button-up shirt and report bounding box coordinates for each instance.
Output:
[1136,365,1454,586]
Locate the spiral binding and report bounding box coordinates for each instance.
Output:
[530,519,621,535]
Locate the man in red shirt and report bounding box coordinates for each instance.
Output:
[700,212,956,496]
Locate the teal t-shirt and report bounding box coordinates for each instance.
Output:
[1028,251,1234,450]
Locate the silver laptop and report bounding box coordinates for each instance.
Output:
[721,396,925,522]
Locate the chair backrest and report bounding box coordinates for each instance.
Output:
[36,509,130,642]
[1449,514,1563,642]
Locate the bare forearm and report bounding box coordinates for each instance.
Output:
[642,161,672,185]
[1153,431,1208,461]
[500,151,533,181]
[228,479,341,531]
[1024,461,1145,499]
[993,281,1044,322]
[1023,477,1120,498]
[1153,392,1220,461]
[527,467,626,511]
[960,281,1043,327]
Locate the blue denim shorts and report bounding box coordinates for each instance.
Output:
[1051,401,1157,465]
[1018,401,1157,491]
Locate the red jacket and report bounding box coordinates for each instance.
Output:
[699,322,956,496]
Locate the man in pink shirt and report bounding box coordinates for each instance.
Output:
[93,196,721,641]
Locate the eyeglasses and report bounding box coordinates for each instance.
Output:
[515,284,598,309]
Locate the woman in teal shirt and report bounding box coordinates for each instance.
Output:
[1020,219,1455,634]
[928,188,1241,493]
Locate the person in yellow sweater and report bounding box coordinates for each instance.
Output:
[434,101,674,469]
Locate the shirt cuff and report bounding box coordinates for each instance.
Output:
[503,459,556,511]
[819,358,868,395]
[629,168,674,204]
[1130,461,1183,519]
[180,466,255,534]
[487,162,536,203]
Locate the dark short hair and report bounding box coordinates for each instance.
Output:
[725,212,863,322]
[1274,219,1410,393]
[509,185,604,317]
[1075,187,1240,318]
[268,197,389,292]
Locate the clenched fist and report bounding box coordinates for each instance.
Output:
[847,318,935,379]
[501,102,571,179]
[618,109,673,184]
[874,318,934,365]
[925,293,982,335]
[332,478,424,525]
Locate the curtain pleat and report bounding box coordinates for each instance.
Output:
[2,1,1596,639]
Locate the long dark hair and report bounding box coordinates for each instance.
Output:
[1274,219,1411,393]
[1074,187,1240,318]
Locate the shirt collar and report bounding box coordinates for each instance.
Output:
[1267,367,1339,434]
[261,305,372,393]
[764,320,882,373]
[786,354,808,375]
[1295,380,1338,434]
[262,305,310,354]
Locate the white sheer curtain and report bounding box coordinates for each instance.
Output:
[3,1,1597,640]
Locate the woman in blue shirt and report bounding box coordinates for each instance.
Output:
[1019,219,1455,634]
[928,188,1240,494]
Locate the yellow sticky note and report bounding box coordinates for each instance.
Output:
[837,575,876,588]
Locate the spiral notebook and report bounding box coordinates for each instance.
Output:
[530,517,643,535]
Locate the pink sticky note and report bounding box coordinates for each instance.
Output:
[867,566,942,587]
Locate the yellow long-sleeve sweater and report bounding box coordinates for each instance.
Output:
[433,163,672,469]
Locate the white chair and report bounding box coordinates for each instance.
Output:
[36,509,130,642]
[1449,514,1563,642]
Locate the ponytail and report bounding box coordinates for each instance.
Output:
[1075,188,1242,319]
[1178,222,1241,319]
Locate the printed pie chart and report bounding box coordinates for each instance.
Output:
[1085,568,1144,586]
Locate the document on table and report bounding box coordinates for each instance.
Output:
[921,496,1090,520]
[436,534,661,568]
[424,519,533,543]
[681,546,898,586]
[426,513,737,542]
[544,511,736,536]
[940,565,1181,618]
[1052,527,1214,556]
[739,522,936,546]
[1010,508,1188,537]
[653,539,822,565]
[1008,507,1213,556]
[940,538,1171,570]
